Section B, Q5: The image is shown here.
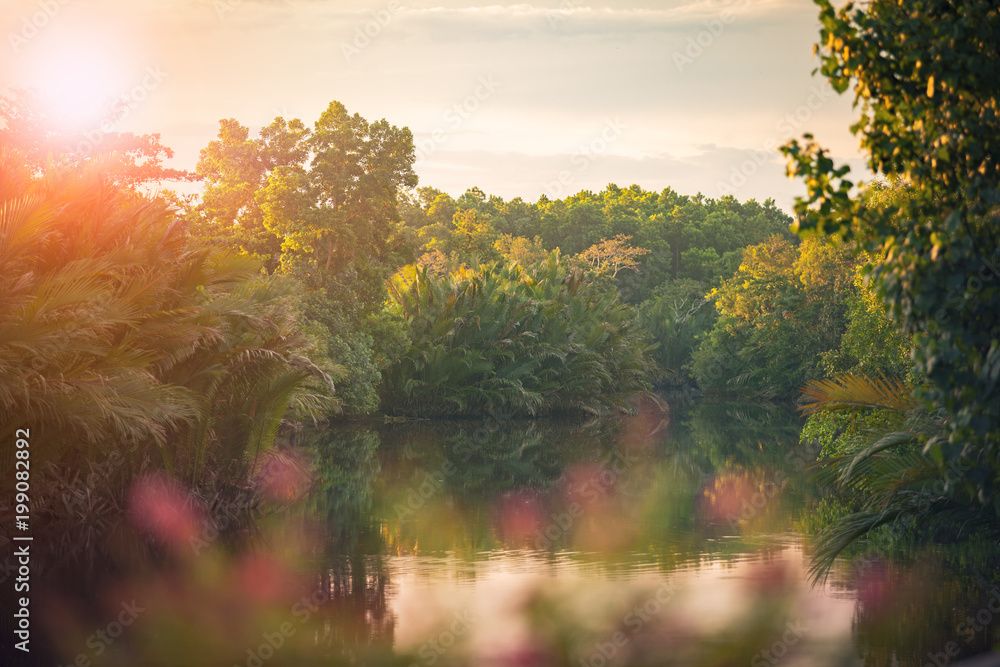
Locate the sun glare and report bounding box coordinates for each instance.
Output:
[29,43,125,131]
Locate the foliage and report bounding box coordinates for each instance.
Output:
[399,184,794,383]
[383,253,654,416]
[414,248,455,275]
[819,253,912,378]
[801,374,917,416]
[636,279,715,382]
[493,234,549,267]
[799,374,1000,581]
[188,101,417,415]
[0,87,196,186]
[0,150,335,493]
[192,116,308,272]
[800,408,902,459]
[576,234,651,278]
[690,235,857,398]
[782,0,1000,510]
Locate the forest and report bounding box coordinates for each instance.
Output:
[1,0,999,665]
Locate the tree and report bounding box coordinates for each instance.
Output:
[494,234,549,267]
[414,248,454,275]
[192,116,307,272]
[820,249,913,379]
[260,101,417,281]
[690,235,857,397]
[0,87,195,187]
[426,192,457,227]
[782,0,1000,509]
[577,234,651,278]
[449,208,499,261]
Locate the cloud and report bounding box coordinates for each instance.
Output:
[414,140,869,214]
[0,0,864,212]
[377,1,801,42]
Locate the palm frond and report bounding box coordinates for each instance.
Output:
[801,373,917,414]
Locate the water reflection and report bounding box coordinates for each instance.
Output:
[5,399,1000,666]
[299,399,1000,666]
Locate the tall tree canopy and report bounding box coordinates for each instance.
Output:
[194,116,308,272]
[193,101,417,283]
[190,101,417,415]
[260,101,417,281]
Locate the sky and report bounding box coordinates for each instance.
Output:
[0,0,868,211]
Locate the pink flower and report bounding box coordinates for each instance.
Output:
[254,450,312,503]
[128,474,201,547]
[494,490,544,544]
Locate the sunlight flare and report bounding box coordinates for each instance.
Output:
[28,40,125,130]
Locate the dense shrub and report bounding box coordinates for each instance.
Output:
[383,253,654,416]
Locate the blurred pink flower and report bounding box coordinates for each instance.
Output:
[235,553,298,604]
[494,490,544,544]
[254,449,313,503]
[128,474,202,547]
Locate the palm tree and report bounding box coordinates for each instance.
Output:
[383,252,654,417]
[0,148,336,506]
[801,374,999,582]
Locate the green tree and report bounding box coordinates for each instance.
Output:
[691,235,856,398]
[192,116,308,272]
[783,0,1000,509]
[426,192,457,228]
[259,101,417,280]
[450,208,499,261]
[820,250,912,378]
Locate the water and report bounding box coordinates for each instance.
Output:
[6,399,1000,666]
[300,399,1000,666]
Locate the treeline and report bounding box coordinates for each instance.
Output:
[183,101,821,412]
[397,183,794,302]
[0,84,898,509]
[393,183,804,392]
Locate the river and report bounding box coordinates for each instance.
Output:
[6,398,1000,666]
